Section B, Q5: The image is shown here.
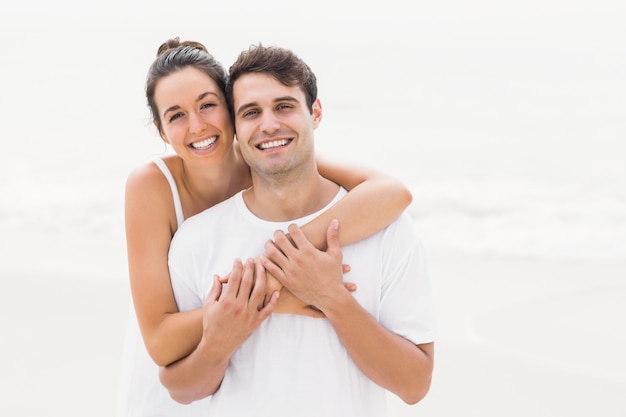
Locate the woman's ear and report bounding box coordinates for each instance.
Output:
[155,121,170,144]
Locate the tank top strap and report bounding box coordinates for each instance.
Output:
[152,158,185,228]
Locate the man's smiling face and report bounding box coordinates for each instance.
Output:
[233,72,321,180]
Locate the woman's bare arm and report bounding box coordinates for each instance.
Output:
[303,154,413,249]
[127,156,412,367]
[125,163,203,367]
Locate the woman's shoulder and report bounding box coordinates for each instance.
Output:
[126,156,182,198]
[127,156,179,183]
[125,157,182,232]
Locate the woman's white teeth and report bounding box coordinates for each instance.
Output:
[259,139,289,150]
[191,136,217,150]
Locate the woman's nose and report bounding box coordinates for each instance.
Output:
[188,112,207,134]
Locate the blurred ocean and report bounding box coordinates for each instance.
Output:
[1,1,625,265]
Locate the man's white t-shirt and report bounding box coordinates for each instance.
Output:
[169,188,436,417]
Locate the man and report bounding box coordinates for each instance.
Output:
[161,44,436,416]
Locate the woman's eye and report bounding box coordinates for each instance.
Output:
[201,102,216,110]
[169,112,184,122]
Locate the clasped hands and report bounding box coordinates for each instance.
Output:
[214,220,355,320]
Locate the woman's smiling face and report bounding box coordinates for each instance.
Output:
[155,66,235,163]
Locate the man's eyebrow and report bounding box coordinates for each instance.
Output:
[275,96,299,104]
[236,102,258,117]
[162,91,219,118]
[236,96,299,117]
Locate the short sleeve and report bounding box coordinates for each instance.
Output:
[378,214,437,345]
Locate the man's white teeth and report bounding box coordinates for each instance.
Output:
[258,139,289,150]
[191,136,217,150]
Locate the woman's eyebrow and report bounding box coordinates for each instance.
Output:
[162,91,220,118]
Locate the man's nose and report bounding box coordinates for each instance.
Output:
[259,112,280,134]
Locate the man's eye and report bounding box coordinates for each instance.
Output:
[243,109,259,118]
[277,104,293,111]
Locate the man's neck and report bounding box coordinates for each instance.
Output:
[243,171,339,222]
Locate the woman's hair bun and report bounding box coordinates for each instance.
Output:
[156,37,208,57]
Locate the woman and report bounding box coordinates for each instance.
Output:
[118,38,413,416]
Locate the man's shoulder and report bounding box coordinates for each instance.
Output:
[376,211,424,251]
[391,211,419,231]
[342,212,423,262]
[375,211,421,238]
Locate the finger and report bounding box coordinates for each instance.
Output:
[286,223,313,252]
[258,288,280,316]
[342,282,357,292]
[218,273,230,284]
[208,275,224,302]
[264,239,289,271]
[263,293,271,308]
[238,258,256,300]
[273,227,301,259]
[250,260,270,309]
[325,219,340,254]
[223,258,243,298]
[260,254,285,284]
[342,263,351,273]
[261,268,284,307]
[253,259,266,310]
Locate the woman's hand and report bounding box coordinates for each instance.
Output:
[203,258,278,352]
[263,270,284,308]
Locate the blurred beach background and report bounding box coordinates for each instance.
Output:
[1,1,625,416]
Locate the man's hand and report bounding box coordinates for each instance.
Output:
[261,219,348,313]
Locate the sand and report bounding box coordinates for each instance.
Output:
[389,253,626,416]
[1,231,625,416]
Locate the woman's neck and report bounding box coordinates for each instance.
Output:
[177,146,252,217]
